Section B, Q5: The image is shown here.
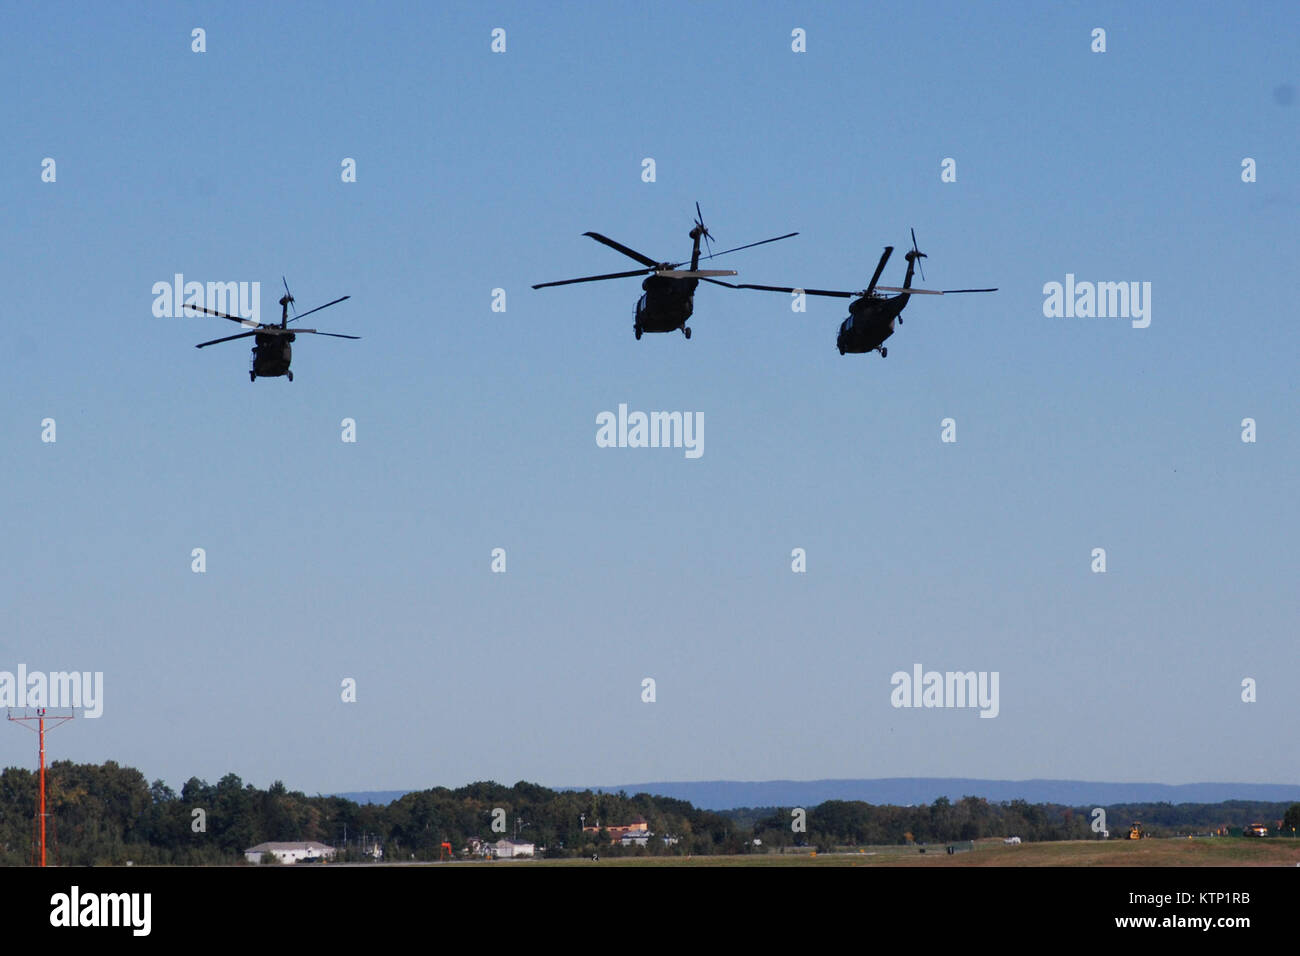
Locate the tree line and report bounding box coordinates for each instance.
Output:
[0,761,1295,864]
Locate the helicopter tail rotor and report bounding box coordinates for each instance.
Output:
[688,201,715,271]
[281,276,299,327]
[906,228,927,282]
[693,202,714,258]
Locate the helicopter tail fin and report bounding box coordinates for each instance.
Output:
[865,246,893,295]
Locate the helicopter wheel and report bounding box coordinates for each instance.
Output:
[287,371,293,382]
[683,326,691,339]
[880,347,887,358]
[250,371,256,382]
[634,326,642,340]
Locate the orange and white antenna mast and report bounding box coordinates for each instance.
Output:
[7,707,75,866]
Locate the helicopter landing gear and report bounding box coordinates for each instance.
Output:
[880,347,887,358]
[287,371,293,382]
[683,326,691,339]
[634,325,642,340]
[250,371,256,382]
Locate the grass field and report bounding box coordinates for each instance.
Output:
[504,838,1300,867]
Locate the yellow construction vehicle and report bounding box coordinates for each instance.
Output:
[1127,822,1148,840]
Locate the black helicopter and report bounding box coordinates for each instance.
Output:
[185,278,358,381]
[532,204,797,340]
[728,230,995,357]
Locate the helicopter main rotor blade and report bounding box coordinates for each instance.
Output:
[184,303,259,326]
[532,268,650,289]
[736,283,855,299]
[251,325,359,339]
[700,277,741,288]
[582,232,659,268]
[654,269,737,279]
[295,329,361,339]
[690,232,799,265]
[290,295,350,322]
[865,246,893,296]
[875,286,998,295]
[195,330,258,349]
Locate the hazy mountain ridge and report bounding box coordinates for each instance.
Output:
[336,779,1300,810]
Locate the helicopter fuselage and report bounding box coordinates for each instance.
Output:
[837,292,910,355]
[634,274,699,336]
[531,211,797,341]
[251,332,293,379]
[191,284,352,381]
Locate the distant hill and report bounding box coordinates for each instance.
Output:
[335,779,1300,810]
[333,790,411,805]
[560,779,1300,810]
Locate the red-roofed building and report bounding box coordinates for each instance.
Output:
[583,817,649,844]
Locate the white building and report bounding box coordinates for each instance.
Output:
[245,841,336,864]
[493,839,535,859]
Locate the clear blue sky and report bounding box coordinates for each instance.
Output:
[1,2,1296,794]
